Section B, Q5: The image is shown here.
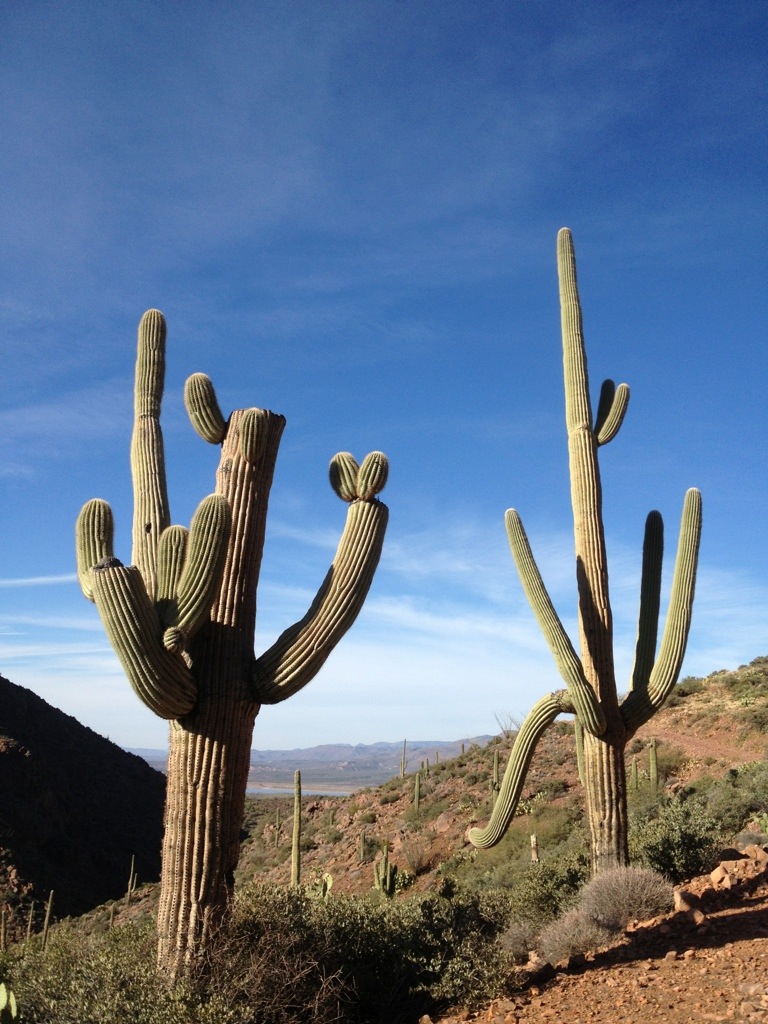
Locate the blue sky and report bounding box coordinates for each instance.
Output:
[2,1,766,751]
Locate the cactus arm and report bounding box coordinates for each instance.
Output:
[89,560,197,718]
[76,499,114,601]
[131,310,171,597]
[184,373,227,444]
[468,690,574,848]
[173,494,231,639]
[252,452,389,705]
[238,408,270,464]
[622,488,702,734]
[505,509,606,737]
[156,526,188,626]
[594,380,630,446]
[628,510,664,697]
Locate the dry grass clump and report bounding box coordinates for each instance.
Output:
[535,866,672,965]
[578,866,673,930]
[537,908,614,965]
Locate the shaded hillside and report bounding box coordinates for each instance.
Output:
[0,674,165,937]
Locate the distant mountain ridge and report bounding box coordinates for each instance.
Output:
[132,737,493,791]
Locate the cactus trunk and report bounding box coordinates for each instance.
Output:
[583,732,629,871]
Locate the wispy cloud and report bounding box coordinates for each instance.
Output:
[0,574,78,588]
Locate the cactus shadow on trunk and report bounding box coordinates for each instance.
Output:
[467,230,702,875]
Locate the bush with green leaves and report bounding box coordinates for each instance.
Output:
[2,882,518,1024]
[629,794,723,883]
[504,855,589,929]
[0,921,229,1024]
[695,761,768,834]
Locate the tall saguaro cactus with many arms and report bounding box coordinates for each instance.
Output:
[76,310,389,973]
[468,230,701,872]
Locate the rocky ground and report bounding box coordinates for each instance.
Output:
[433,850,768,1024]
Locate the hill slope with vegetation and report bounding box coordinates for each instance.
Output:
[1,657,767,1023]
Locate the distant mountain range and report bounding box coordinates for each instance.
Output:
[131,737,493,792]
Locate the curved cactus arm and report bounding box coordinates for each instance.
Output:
[622,488,702,734]
[628,510,663,697]
[76,499,115,601]
[468,690,575,848]
[130,310,171,598]
[173,494,232,639]
[89,560,197,718]
[184,373,227,444]
[252,452,389,705]
[505,509,606,737]
[594,380,630,446]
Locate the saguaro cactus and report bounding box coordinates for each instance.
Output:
[468,230,701,873]
[76,310,389,973]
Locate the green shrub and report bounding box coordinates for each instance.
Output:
[698,761,768,833]
[629,795,723,882]
[505,855,588,930]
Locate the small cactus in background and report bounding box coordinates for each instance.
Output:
[468,230,702,874]
[41,890,54,951]
[649,738,659,790]
[491,750,500,802]
[373,844,396,897]
[630,756,639,791]
[75,311,389,973]
[400,739,407,779]
[291,770,301,888]
[414,772,421,813]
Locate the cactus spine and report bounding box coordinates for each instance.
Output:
[291,770,301,888]
[468,230,702,874]
[76,311,389,974]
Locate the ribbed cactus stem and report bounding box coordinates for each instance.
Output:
[173,494,231,637]
[184,373,227,444]
[91,562,197,717]
[574,717,585,787]
[414,772,420,813]
[622,489,702,733]
[649,738,658,790]
[400,738,407,778]
[41,890,53,951]
[291,770,301,887]
[469,690,573,848]
[594,380,630,446]
[131,309,170,597]
[76,499,114,601]
[504,509,605,737]
[630,756,639,791]
[253,496,388,703]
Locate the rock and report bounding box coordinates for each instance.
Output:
[742,843,768,864]
[710,864,733,888]
[675,888,703,912]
